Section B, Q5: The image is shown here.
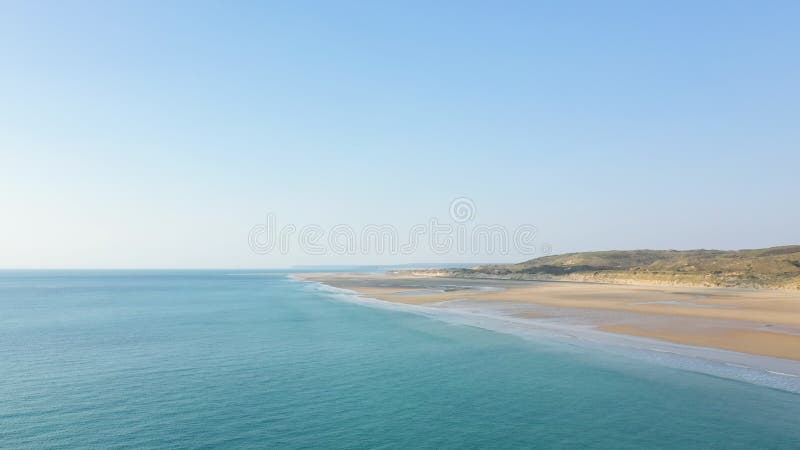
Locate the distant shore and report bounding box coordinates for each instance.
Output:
[296,271,800,391]
[411,246,800,290]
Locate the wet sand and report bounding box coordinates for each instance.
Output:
[297,272,800,362]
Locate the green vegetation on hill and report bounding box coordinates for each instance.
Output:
[422,246,800,289]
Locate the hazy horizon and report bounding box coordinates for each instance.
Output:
[2,1,799,269]
[2,245,800,271]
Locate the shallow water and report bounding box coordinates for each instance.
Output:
[1,271,799,448]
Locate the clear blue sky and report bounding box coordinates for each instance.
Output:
[1,1,798,268]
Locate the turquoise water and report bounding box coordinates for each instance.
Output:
[1,271,799,449]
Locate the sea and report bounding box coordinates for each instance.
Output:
[1,270,799,448]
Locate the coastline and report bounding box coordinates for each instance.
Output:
[293,272,800,393]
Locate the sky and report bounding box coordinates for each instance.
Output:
[1,1,798,268]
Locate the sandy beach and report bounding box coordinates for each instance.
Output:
[297,272,800,390]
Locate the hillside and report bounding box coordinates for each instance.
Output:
[408,246,800,289]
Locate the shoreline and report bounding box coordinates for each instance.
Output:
[401,271,800,292]
[293,272,800,393]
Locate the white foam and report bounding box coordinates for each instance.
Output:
[767,371,800,378]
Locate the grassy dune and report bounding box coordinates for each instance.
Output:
[416,246,800,289]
